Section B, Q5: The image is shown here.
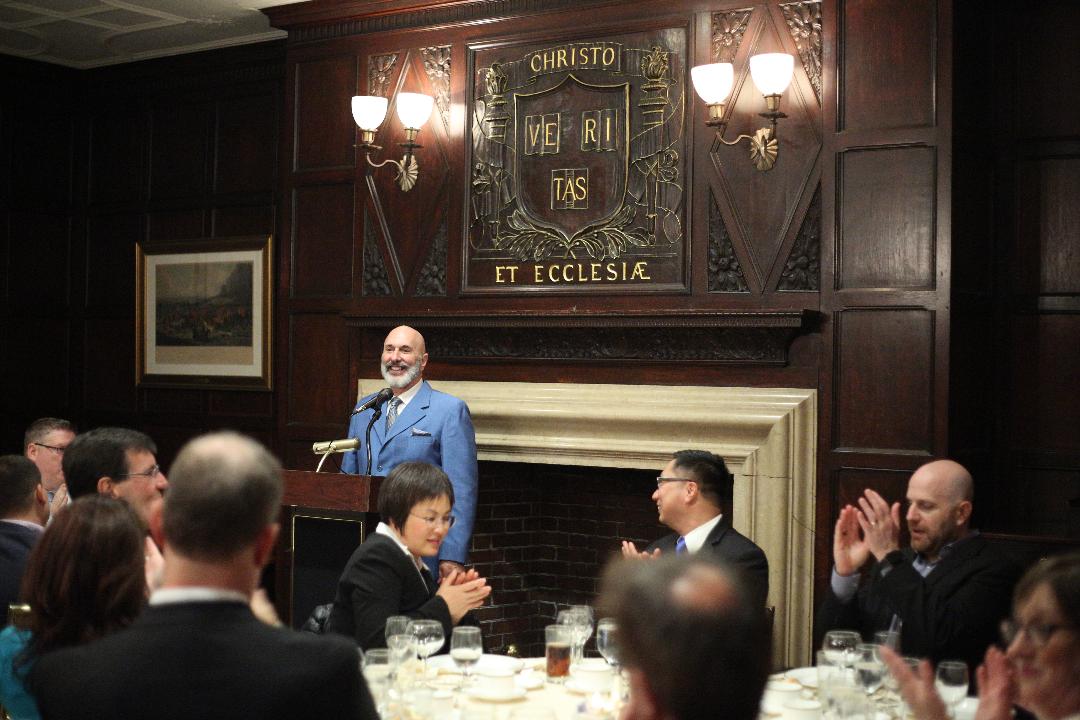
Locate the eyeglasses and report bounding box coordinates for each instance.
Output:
[410,513,456,529]
[1000,618,1072,647]
[656,476,691,488]
[33,443,68,455]
[118,464,162,480]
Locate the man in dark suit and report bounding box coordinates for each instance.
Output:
[0,455,48,613]
[342,325,478,581]
[599,556,769,720]
[31,432,378,720]
[621,450,769,607]
[22,417,75,518]
[815,459,1020,672]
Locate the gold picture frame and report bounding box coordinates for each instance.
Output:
[136,236,272,390]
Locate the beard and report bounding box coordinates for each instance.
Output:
[382,357,422,389]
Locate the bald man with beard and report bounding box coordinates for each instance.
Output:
[342,325,478,581]
[816,460,1021,672]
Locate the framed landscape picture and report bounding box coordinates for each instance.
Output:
[136,236,272,390]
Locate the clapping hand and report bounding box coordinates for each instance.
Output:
[437,568,491,623]
[620,540,661,560]
[856,489,901,562]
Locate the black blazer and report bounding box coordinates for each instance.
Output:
[29,601,377,720]
[646,517,770,608]
[815,533,1021,671]
[0,522,41,613]
[326,532,453,651]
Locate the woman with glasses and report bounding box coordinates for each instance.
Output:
[0,496,146,720]
[325,462,491,651]
[883,552,1080,720]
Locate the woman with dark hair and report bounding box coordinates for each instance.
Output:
[884,552,1080,720]
[0,496,146,719]
[326,461,491,650]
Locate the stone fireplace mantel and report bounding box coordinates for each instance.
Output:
[359,380,817,667]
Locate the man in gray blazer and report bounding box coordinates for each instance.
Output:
[622,449,769,607]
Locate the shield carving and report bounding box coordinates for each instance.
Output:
[513,74,629,241]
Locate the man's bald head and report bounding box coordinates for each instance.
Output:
[905,459,974,560]
[163,432,282,561]
[599,557,769,720]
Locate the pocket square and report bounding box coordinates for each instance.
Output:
[411,428,432,436]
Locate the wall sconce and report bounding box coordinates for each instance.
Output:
[351,92,435,191]
[691,53,794,172]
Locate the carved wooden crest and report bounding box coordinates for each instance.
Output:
[466,29,687,292]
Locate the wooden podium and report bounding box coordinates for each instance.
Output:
[272,470,383,628]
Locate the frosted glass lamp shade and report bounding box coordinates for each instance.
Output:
[748,53,794,96]
[351,96,388,131]
[690,63,735,105]
[395,93,435,130]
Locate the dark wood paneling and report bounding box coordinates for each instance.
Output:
[142,388,204,414]
[11,115,72,208]
[840,0,935,131]
[85,213,142,311]
[148,210,206,241]
[149,103,210,200]
[7,212,70,312]
[212,205,275,237]
[89,109,149,205]
[293,55,357,172]
[839,146,935,289]
[83,318,136,413]
[1014,1,1080,140]
[1015,157,1080,294]
[287,313,350,426]
[835,308,934,453]
[3,318,70,414]
[215,94,279,195]
[1007,315,1080,451]
[292,183,354,298]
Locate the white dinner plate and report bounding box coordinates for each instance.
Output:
[428,653,525,674]
[465,686,528,702]
[516,672,545,690]
[564,680,611,695]
[783,667,819,689]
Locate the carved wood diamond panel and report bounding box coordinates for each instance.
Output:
[706,5,822,293]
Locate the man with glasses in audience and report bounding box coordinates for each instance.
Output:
[22,417,75,518]
[63,427,169,586]
[621,449,769,607]
[30,432,378,720]
[816,459,1021,671]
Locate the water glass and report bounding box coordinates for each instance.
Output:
[823,629,862,668]
[596,618,619,668]
[385,615,410,644]
[387,633,418,690]
[450,626,482,685]
[407,619,445,680]
[854,644,884,695]
[935,660,969,716]
[361,648,391,713]
[558,605,594,665]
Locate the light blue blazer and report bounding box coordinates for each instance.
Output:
[342,381,478,572]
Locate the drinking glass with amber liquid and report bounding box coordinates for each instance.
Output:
[545,624,572,683]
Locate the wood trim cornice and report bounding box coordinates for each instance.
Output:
[264,0,624,41]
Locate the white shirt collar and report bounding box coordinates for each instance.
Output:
[683,513,723,555]
[391,380,423,411]
[376,522,427,574]
[150,587,249,606]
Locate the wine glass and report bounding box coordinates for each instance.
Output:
[596,618,619,668]
[362,648,391,713]
[558,605,594,665]
[408,619,445,681]
[935,660,969,717]
[450,626,482,686]
[385,615,410,644]
[823,630,862,669]
[387,633,417,690]
[854,644,884,696]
